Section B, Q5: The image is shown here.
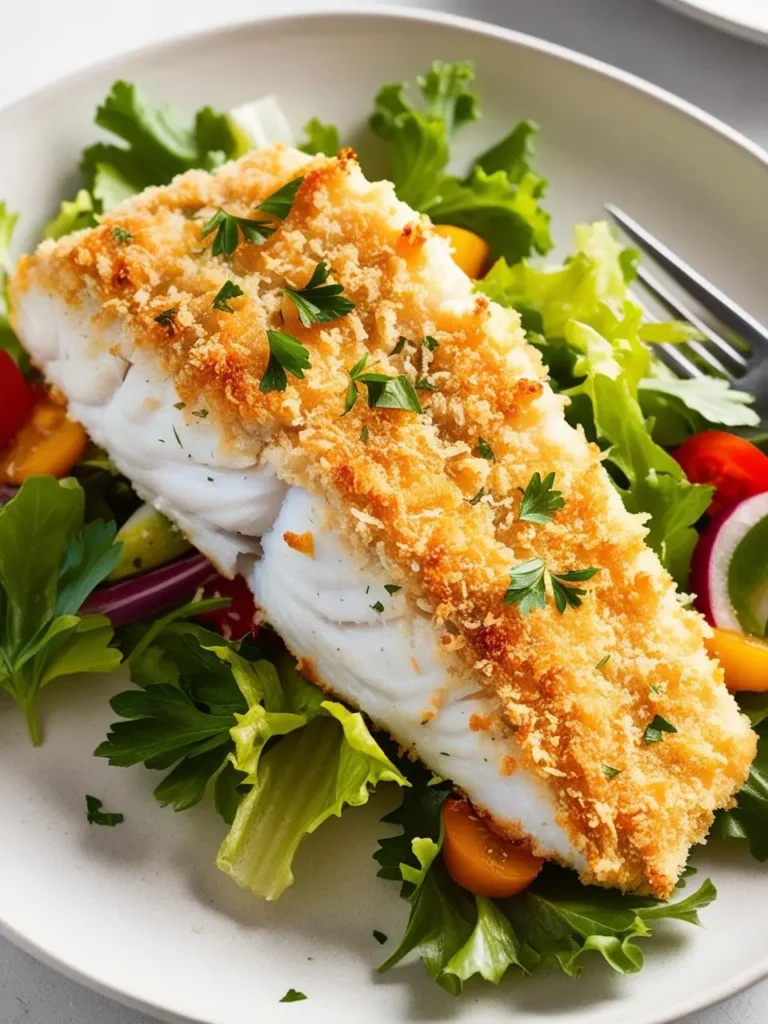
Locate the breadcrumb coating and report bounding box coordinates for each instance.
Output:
[12,145,755,897]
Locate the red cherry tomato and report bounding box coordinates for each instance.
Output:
[674,431,768,516]
[0,350,33,448]
[197,574,259,640]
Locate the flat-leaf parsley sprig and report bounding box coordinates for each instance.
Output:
[259,330,311,393]
[283,261,355,327]
[518,471,565,524]
[202,176,304,257]
[504,557,600,615]
[344,353,423,415]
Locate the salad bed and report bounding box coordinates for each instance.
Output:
[1,60,767,997]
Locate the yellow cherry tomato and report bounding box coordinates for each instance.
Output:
[706,627,768,693]
[442,798,543,898]
[432,224,491,279]
[0,400,87,484]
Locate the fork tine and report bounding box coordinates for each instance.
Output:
[653,342,702,380]
[635,265,748,376]
[606,204,768,353]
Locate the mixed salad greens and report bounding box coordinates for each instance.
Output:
[1,60,768,997]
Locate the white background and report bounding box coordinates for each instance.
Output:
[1,1,767,1022]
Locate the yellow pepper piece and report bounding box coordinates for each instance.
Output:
[0,400,87,484]
[706,627,768,692]
[432,224,491,279]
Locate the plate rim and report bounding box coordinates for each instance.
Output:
[655,0,768,47]
[1,5,767,1023]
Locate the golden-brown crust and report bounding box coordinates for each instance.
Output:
[13,145,756,897]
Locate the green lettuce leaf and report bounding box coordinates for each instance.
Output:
[0,477,122,744]
[713,713,768,860]
[217,688,407,900]
[0,201,27,368]
[376,764,715,992]
[639,375,759,442]
[43,189,98,240]
[299,117,341,156]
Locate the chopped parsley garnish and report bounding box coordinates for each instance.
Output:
[173,401,185,410]
[373,930,388,945]
[256,176,304,218]
[504,558,600,615]
[650,683,663,695]
[154,308,177,326]
[259,330,311,393]
[601,765,621,780]
[423,335,439,351]
[201,208,275,256]
[391,336,408,355]
[212,279,244,312]
[384,584,402,595]
[467,488,485,506]
[360,425,370,443]
[172,426,183,448]
[476,436,495,460]
[279,989,307,1003]
[283,261,355,327]
[111,226,133,244]
[518,471,566,524]
[644,715,677,744]
[371,601,385,613]
[344,353,423,415]
[596,654,611,670]
[191,409,209,419]
[86,795,124,827]
[415,378,439,392]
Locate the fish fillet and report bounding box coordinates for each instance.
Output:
[11,144,755,897]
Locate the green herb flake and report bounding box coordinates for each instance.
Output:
[259,330,311,393]
[279,989,307,1004]
[467,488,485,506]
[201,208,275,256]
[172,426,183,448]
[415,377,439,392]
[391,336,408,355]
[476,436,495,460]
[344,354,423,415]
[504,559,600,615]
[86,795,124,827]
[596,654,611,671]
[650,683,663,695]
[423,335,439,352]
[373,930,388,945]
[154,308,177,326]
[283,261,355,327]
[111,226,133,244]
[384,585,402,596]
[191,409,209,419]
[644,714,677,744]
[518,471,566,525]
[173,401,185,410]
[600,764,621,780]
[212,279,244,313]
[371,601,385,613]
[256,176,304,218]
[360,425,370,443]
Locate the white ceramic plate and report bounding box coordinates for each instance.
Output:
[2,7,768,1024]
[656,0,768,46]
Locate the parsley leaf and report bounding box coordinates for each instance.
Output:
[504,559,600,615]
[600,765,621,780]
[371,601,385,613]
[384,585,402,596]
[201,208,275,257]
[0,478,122,745]
[467,488,485,506]
[283,261,355,327]
[86,795,124,826]
[596,655,611,670]
[344,354,423,414]
[111,226,133,244]
[360,425,370,443]
[390,336,408,355]
[259,330,311,393]
[644,715,677,744]
[212,280,244,312]
[154,308,176,326]
[256,176,304,218]
[415,377,439,392]
[423,335,439,351]
[475,437,495,460]
[373,929,388,945]
[280,990,307,1003]
[518,471,566,524]
[299,118,341,156]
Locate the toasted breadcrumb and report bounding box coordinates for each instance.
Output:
[12,144,755,897]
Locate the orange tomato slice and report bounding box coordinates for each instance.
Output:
[0,399,87,484]
[442,797,543,898]
[706,627,768,693]
[432,224,491,279]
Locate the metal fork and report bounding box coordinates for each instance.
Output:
[605,204,768,415]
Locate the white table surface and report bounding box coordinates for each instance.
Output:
[2,0,768,1022]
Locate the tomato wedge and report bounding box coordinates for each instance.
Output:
[442,797,543,898]
[0,350,33,448]
[706,627,768,693]
[197,573,259,640]
[674,431,768,517]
